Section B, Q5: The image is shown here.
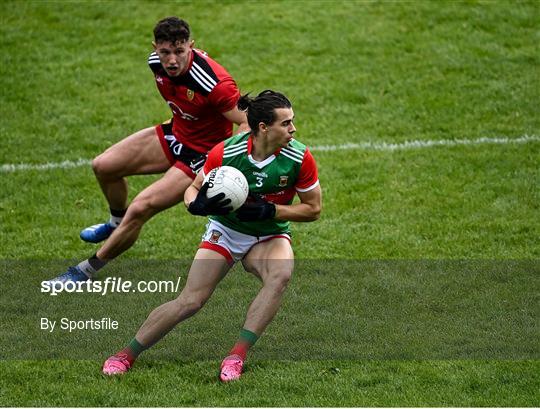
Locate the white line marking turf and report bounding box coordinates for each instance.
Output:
[2,135,538,173]
[1,158,92,173]
[310,134,540,152]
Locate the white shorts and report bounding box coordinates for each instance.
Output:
[199,220,291,264]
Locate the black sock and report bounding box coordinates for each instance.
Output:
[110,207,127,217]
[88,253,108,270]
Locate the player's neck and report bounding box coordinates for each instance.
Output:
[251,136,278,162]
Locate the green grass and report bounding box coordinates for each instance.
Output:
[2,360,538,407]
[1,0,539,406]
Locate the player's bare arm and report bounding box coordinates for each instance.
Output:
[222,107,249,134]
[274,185,322,222]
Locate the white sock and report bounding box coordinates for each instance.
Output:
[77,260,96,278]
[109,214,123,227]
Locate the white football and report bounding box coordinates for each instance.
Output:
[203,166,249,211]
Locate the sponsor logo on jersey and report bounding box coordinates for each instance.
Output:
[279,176,289,187]
[167,101,198,121]
[209,230,222,244]
[187,89,195,100]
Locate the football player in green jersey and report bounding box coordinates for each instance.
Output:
[103,90,321,382]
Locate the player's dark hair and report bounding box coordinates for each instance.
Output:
[154,17,190,44]
[238,90,292,134]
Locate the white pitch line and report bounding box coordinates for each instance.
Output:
[1,135,538,173]
[310,134,540,152]
[1,158,92,173]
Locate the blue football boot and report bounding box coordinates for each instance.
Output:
[80,222,115,243]
[45,266,91,290]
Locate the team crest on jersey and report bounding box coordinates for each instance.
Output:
[156,75,163,85]
[187,89,195,100]
[279,176,289,187]
[209,230,222,244]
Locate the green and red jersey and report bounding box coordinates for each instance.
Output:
[203,131,319,236]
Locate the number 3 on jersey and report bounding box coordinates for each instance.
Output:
[255,176,264,187]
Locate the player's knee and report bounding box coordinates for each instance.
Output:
[265,270,292,293]
[176,294,207,318]
[124,198,155,223]
[92,154,114,180]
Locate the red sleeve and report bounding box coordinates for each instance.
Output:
[208,78,241,113]
[203,142,224,176]
[295,148,319,192]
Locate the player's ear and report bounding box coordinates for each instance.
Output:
[152,41,157,51]
[189,39,195,48]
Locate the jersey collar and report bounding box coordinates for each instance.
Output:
[247,134,283,156]
[247,134,283,169]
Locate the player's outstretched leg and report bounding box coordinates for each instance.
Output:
[219,238,294,382]
[48,167,192,285]
[103,251,230,376]
[80,126,170,243]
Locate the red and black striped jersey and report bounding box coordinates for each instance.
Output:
[148,48,240,153]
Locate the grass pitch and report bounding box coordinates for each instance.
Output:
[1,0,539,406]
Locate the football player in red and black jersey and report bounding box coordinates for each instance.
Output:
[47,17,248,285]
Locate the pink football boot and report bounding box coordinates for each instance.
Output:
[102,353,132,375]
[219,354,244,382]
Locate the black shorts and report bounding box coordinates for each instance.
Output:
[156,120,207,179]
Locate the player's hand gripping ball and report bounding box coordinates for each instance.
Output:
[204,166,249,211]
